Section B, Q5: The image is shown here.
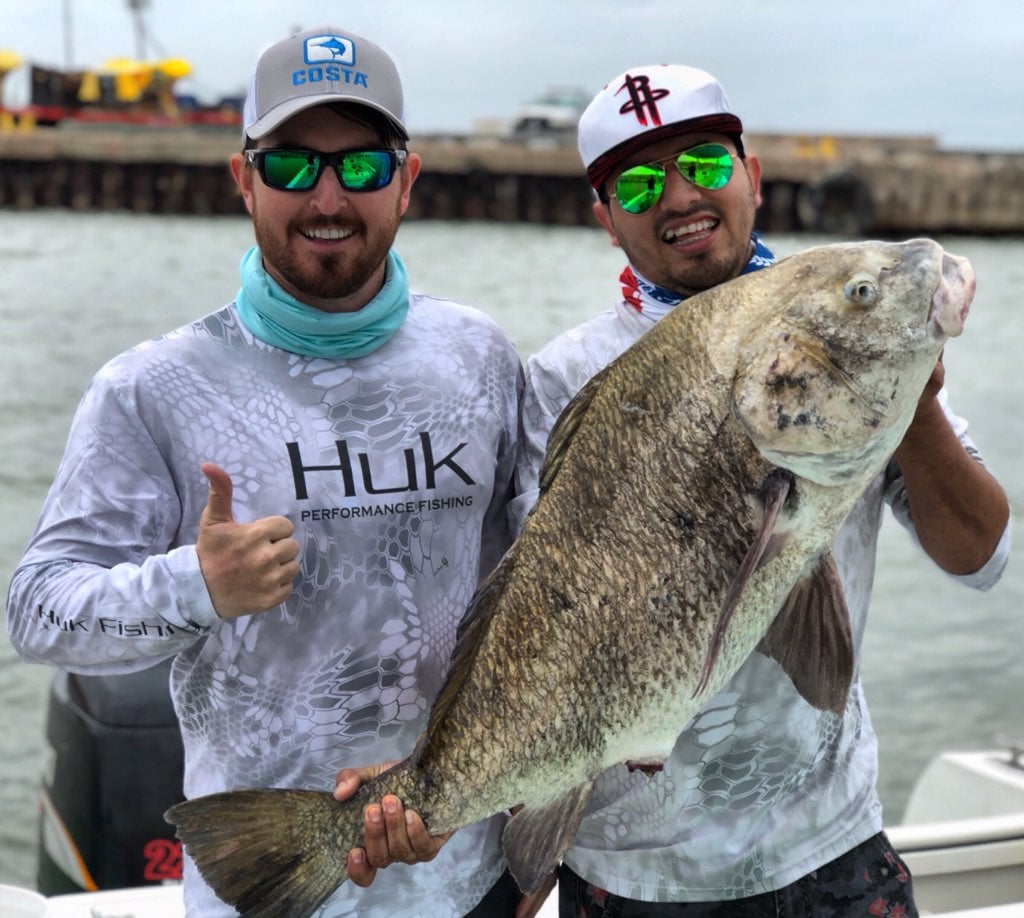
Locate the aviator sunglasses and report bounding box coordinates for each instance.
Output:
[610,143,739,215]
[244,148,408,193]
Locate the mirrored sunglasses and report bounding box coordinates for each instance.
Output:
[244,148,407,193]
[611,143,738,215]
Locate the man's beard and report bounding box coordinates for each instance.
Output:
[624,192,758,296]
[252,207,400,303]
[666,246,751,293]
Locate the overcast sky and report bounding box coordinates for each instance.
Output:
[1,0,1021,152]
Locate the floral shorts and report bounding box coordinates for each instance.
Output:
[558,831,917,917]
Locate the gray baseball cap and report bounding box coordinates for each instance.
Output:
[243,27,408,141]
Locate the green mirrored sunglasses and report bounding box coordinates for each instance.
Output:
[245,148,407,193]
[610,143,738,215]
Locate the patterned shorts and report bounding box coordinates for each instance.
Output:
[558,831,918,918]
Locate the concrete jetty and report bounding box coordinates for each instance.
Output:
[1,123,1021,235]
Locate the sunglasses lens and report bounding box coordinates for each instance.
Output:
[256,150,398,192]
[677,144,734,190]
[261,151,321,190]
[612,144,735,214]
[614,165,665,215]
[339,151,394,191]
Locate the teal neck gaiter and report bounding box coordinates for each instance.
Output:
[235,246,410,359]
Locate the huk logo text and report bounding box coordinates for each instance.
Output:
[287,432,476,501]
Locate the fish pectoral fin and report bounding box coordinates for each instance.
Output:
[502,780,595,895]
[693,469,794,698]
[756,551,855,714]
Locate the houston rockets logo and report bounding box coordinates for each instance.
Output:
[615,74,669,127]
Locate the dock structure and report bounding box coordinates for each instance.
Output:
[1,124,1022,235]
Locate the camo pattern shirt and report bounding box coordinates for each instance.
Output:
[8,292,522,917]
[511,297,1011,903]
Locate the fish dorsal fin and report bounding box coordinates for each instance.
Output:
[693,469,793,698]
[502,780,595,896]
[538,364,613,493]
[756,551,854,714]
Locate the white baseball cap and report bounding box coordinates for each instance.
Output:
[243,27,408,142]
[578,64,743,190]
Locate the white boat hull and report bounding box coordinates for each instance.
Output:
[889,748,1024,914]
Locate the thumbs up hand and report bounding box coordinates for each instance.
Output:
[196,462,300,619]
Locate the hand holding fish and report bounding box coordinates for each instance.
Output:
[334,762,451,886]
[196,462,300,618]
[334,763,553,918]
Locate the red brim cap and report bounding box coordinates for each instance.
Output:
[578,65,743,190]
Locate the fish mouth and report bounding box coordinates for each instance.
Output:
[928,252,975,337]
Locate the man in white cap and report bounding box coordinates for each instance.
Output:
[511,64,1010,916]
[7,26,525,916]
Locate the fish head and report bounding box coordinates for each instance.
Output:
[732,238,975,486]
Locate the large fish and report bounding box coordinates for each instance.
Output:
[166,238,974,916]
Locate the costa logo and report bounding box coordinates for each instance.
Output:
[290,65,369,89]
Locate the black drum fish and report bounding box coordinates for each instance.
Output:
[167,238,974,917]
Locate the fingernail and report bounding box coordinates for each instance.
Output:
[368,806,382,824]
[384,797,398,815]
[351,849,364,865]
[405,810,416,827]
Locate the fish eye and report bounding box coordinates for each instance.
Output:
[844,274,879,306]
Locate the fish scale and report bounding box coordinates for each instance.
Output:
[167,238,974,917]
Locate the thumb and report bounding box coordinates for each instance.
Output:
[200,462,235,525]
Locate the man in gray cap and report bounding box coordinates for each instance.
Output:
[7,26,524,917]
[510,64,1010,916]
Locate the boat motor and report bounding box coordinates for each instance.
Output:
[36,659,184,894]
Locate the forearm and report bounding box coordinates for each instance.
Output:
[893,399,1009,575]
[6,549,215,672]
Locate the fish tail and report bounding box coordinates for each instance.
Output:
[165,787,357,917]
